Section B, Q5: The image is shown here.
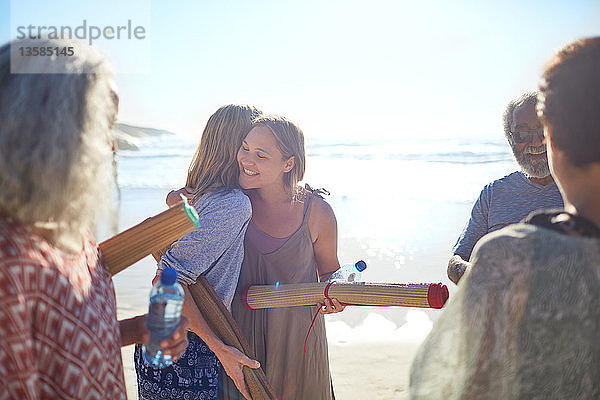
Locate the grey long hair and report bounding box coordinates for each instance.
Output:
[0,38,116,247]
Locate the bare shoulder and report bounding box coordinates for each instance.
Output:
[307,195,337,242]
[310,195,336,222]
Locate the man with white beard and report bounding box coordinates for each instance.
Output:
[447,92,563,284]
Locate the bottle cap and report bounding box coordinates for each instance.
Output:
[355,260,367,272]
[181,195,200,228]
[160,267,178,285]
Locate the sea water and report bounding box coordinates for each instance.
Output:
[109,132,518,341]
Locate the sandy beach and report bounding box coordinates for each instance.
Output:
[4,1,598,397]
[119,305,426,400]
[119,315,424,400]
[329,340,421,400]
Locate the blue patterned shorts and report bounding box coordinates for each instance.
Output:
[134,331,222,400]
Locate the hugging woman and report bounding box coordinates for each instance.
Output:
[134,105,262,400]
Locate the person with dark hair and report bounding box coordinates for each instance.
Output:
[410,37,600,399]
[447,92,563,284]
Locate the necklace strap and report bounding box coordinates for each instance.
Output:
[525,209,600,238]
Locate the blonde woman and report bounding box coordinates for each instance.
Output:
[226,115,344,400]
[0,39,188,399]
[134,105,262,400]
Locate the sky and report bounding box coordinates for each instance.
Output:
[1,0,599,141]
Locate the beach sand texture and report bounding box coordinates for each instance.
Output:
[119,314,422,400]
[120,335,421,400]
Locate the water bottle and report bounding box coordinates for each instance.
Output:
[328,260,367,283]
[142,266,185,368]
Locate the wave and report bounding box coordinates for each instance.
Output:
[119,153,192,160]
[120,135,513,164]
[305,137,513,163]
[308,151,511,163]
[115,134,517,189]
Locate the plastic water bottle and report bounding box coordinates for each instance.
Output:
[328,260,367,283]
[142,266,185,368]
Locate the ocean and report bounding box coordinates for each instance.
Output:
[108,132,518,342]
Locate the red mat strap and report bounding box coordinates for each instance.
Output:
[242,286,252,310]
[304,281,336,353]
[323,280,335,301]
[304,307,321,354]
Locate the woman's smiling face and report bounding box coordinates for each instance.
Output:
[237,125,294,190]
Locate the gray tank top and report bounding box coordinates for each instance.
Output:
[245,198,310,254]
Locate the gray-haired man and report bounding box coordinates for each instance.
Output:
[447,92,563,284]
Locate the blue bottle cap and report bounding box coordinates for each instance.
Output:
[160,267,178,285]
[355,260,367,272]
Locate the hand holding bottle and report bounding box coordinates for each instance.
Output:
[119,313,189,362]
[143,266,186,368]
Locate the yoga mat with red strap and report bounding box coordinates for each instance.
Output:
[243,282,449,310]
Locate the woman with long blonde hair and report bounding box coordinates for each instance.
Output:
[134,104,262,400]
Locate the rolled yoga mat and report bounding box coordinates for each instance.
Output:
[243,282,449,310]
[148,252,277,400]
[99,197,276,398]
[99,196,199,276]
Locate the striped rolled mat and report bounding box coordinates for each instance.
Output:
[243,282,449,310]
[99,196,199,276]
[100,198,276,398]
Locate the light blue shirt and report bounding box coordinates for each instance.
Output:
[453,171,563,261]
[159,189,251,310]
